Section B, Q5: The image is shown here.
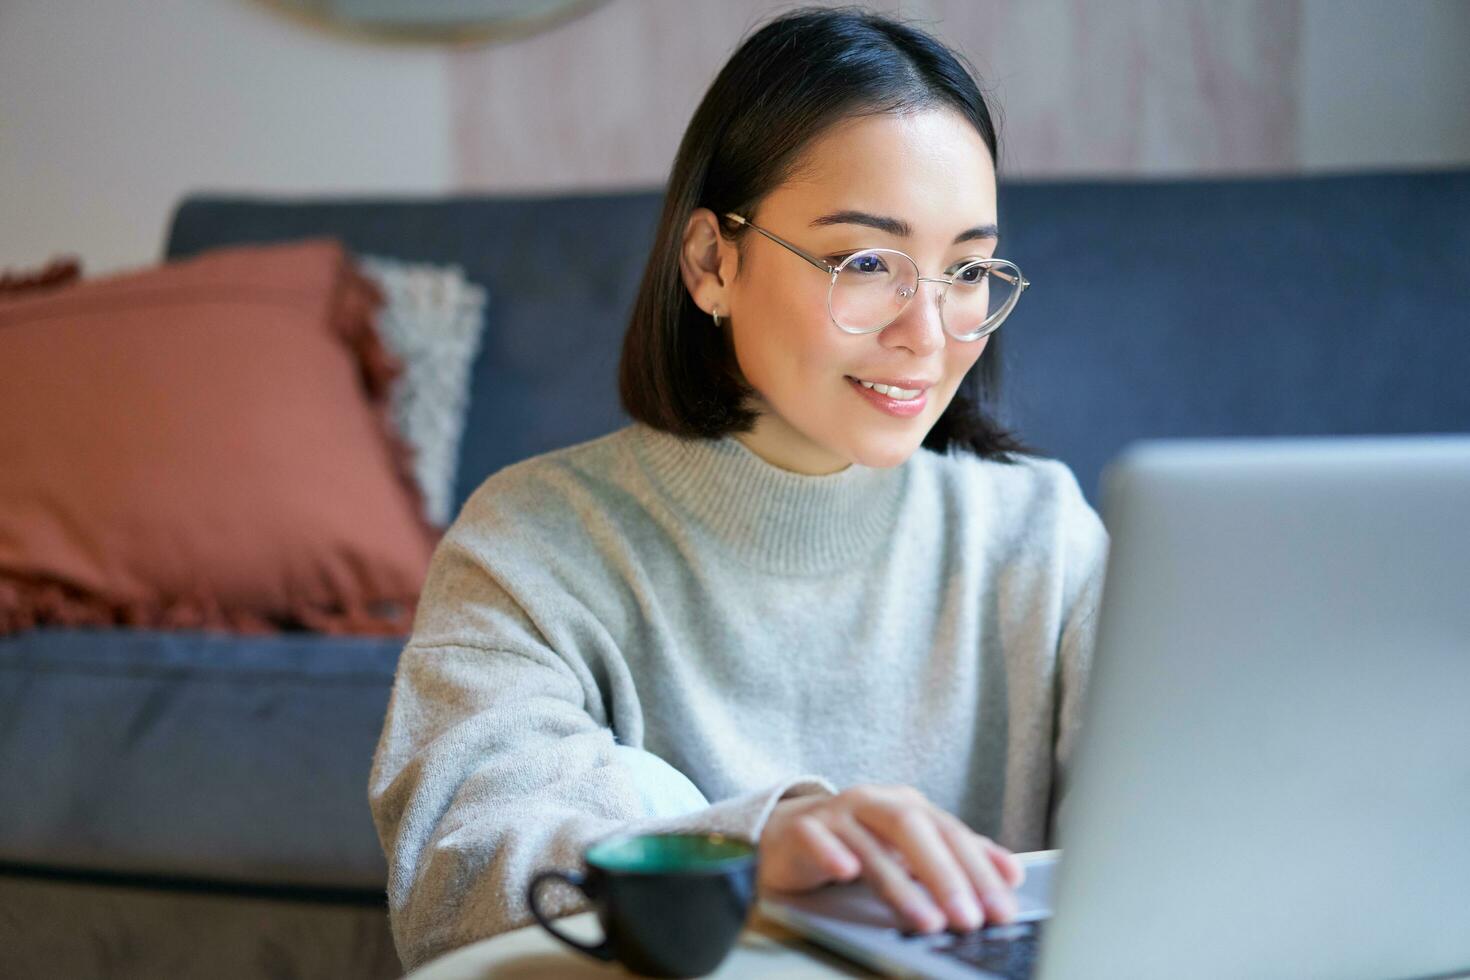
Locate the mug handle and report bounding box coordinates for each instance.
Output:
[526,869,614,962]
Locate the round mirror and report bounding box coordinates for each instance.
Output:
[256,0,611,45]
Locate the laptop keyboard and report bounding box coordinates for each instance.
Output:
[932,919,1045,979]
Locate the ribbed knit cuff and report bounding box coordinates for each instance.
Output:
[617,774,839,846]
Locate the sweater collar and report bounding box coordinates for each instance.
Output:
[630,422,909,575]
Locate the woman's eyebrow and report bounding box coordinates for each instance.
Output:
[809,209,1000,245]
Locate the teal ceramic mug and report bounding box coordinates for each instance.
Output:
[526,831,759,978]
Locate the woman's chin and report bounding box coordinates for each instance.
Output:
[844,432,926,469]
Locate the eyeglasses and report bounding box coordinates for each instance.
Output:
[724,212,1030,342]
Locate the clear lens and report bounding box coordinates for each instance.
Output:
[829,249,1023,340]
[942,259,1021,341]
[830,249,916,335]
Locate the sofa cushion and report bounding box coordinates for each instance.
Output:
[0,238,439,637]
[163,171,1470,508]
[0,627,399,890]
[995,168,1470,497]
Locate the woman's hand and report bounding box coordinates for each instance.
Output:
[757,783,1025,934]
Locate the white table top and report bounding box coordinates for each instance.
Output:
[404,908,872,979]
[406,851,1062,979]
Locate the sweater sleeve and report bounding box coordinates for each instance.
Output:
[367,519,835,971]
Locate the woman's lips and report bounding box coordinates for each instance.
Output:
[845,376,928,417]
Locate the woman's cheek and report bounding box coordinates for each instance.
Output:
[952,335,990,378]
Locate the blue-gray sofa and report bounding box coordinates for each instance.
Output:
[2,168,1466,979]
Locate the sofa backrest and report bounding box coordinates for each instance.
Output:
[165,168,1470,510]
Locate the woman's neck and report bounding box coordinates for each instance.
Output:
[733,408,853,476]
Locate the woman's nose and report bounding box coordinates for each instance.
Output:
[881,278,947,355]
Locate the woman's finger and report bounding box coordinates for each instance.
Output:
[981,836,1026,889]
[832,816,947,934]
[930,810,1026,892]
[793,813,861,882]
[854,802,984,932]
[934,815,1019,924]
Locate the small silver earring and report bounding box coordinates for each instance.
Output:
[711,307,723,328]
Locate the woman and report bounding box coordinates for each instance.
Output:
[369,6,1109,970]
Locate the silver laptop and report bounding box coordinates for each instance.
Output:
[760,434,1470,980]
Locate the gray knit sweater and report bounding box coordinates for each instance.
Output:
[368,421,1110,970]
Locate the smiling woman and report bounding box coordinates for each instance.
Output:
[617,11,1039,478]
[705,109,1003,466]
[368,6,1111,971]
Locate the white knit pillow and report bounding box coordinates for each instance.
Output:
[358,255,488,528]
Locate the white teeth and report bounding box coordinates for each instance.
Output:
[857,379,921,400]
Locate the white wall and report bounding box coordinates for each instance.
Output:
[0,0,451,274]
[2,0,1466,276]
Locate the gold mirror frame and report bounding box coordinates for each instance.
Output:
[252,0,611,47]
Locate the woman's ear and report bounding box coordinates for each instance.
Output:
[679,207,734,320]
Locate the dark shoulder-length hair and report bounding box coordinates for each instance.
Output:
[618,5,1037,462]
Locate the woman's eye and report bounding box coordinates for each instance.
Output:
[953,262,991,283]
[844,253,887,274]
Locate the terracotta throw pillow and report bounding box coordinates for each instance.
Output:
[0,255,83,296]
[0,238,440,636]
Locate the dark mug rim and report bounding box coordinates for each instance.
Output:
[584,830,757,878]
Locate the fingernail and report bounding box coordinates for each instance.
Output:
[904,901,945,934]
[983,889,1018,923]
[945,892,982,931]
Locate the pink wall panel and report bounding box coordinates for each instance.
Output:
[449,0,1302,190]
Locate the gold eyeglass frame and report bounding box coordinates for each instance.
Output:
[723,212,1030,341]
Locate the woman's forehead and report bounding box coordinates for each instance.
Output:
[768,109,997,234]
